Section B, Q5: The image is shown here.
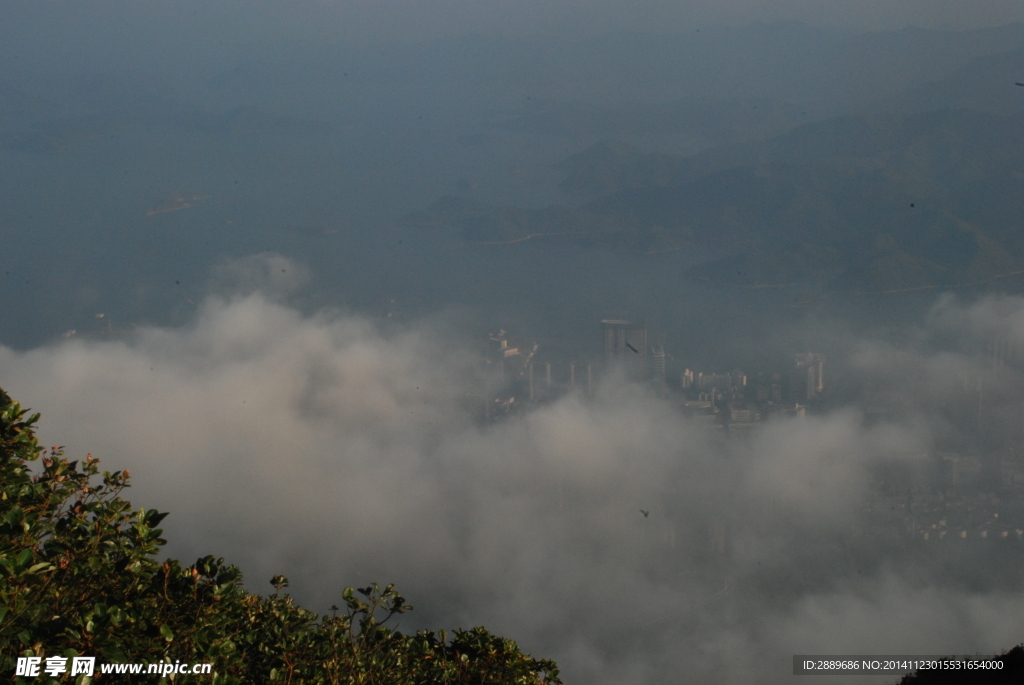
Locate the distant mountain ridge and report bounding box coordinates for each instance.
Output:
[411,109,1024,293]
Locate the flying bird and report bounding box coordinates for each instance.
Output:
[1017,82,1024,87]
[640,509,649,518]
[626,343,639,354]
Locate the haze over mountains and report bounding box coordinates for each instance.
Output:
[4,19,1024,355]
[400,22,1024,300]
[417,109,1024,294]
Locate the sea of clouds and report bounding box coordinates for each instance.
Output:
[3,254,1024,684]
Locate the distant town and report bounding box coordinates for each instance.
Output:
[481,320,1024,553]
[482,319,825,424]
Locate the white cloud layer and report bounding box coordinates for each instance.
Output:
[3,256,1024,684]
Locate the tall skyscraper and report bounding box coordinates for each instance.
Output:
[602,320,631,362]
[652,345,666,383]
[792,353,826,401]
[601,319,648,379]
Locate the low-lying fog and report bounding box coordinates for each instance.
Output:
[4,256,1024,684]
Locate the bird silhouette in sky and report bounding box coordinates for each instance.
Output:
[640,509,649,518]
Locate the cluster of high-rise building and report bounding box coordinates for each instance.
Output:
[676,355,826,428]
[477,325,1024,556]
[479,319,828,426]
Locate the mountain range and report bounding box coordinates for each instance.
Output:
[410,108,1024,293]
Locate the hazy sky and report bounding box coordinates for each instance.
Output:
[4,0,1024,77]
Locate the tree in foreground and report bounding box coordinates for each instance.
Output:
[0,388,561,684]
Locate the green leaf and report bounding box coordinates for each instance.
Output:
[160,624,174,642]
